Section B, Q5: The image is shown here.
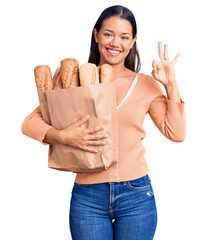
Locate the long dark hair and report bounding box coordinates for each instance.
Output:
[88,5,141,73]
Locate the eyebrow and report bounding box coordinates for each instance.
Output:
[103,29,130,35]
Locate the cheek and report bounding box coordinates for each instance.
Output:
[124,42,133,50]
[99,38,110,47]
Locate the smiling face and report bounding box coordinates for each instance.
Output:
[93,16,137,67]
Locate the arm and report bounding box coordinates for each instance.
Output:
[148,81,186,142]
[21,105,108,152]
[149,41,186,142]
[164,81,181,103]
[21,105,60,145]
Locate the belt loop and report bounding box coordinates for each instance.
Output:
[144,174,150,187]
[122,181,127,185]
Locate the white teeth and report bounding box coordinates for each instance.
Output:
[108,49,120,54]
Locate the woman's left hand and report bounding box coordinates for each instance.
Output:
[151,41,180,86]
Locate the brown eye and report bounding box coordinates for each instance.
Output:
[121,36,129,40]
[104,33,112,37]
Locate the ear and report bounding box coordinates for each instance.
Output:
[93,28,99,43]
[130,35,137,49]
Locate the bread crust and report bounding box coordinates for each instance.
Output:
[61,58,79,88]
[79,63,99,86]
[34,65,53,91]
[53,67,62,90]
[34,60,115,91]
[99,64,115,83]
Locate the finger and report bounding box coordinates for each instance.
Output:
[172,53,180,64]
[152,62,163,73]
[164,44,169,60]
[151,69,155,78]
[74,115,89,127]
[151,68,156,76]
[87,134,109,140]
[157,62,163,70]
[85,126,104,134]
[81,145,98,153]
[85,140,107,146]
[152,60,159,68]
[151,68,158,79]
[158,41,164,61]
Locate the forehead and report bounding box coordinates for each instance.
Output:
[101,16,132,34]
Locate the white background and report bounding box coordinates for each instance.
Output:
[1,0,207,239]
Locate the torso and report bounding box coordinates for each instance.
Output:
[114,71,137,106]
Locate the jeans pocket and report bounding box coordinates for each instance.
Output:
[127,174,151,191]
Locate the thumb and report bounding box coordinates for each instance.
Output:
[152,60,159,68]
[151,67,157,78]
[151,67,160,80]
[74,114,89,127]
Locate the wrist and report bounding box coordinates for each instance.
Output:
[58,129,65,144]
[44,128,63,144]
[164,81,178,89]
[164,81,181,103]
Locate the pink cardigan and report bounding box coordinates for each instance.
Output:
[21,73,186,184]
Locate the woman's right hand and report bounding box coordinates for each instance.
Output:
[59,115,109,153]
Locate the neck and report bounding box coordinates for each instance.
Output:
[111,64,127,78]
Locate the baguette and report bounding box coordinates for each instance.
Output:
[60,58,79,88]
[79,63,99,86]
[34,65,53,91]
[53,67,62,90]
[99,64,115,83]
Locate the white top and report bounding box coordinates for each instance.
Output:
[116,73,138,109]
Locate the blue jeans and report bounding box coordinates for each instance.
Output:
[69,174,157,240]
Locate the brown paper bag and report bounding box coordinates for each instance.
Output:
[38,81,119,173]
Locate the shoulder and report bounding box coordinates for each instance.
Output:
[139,73,163,95]
[141,73,154,83]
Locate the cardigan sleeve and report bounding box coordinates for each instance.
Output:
[21,105,53,145]
[148,80,186,142]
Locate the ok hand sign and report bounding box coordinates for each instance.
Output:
[151,41,180,86]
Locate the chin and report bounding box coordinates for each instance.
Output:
[101,57,123,66]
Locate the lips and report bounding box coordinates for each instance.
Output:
[106,48,121,56]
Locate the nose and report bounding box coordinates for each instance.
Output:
[110,36,120,48]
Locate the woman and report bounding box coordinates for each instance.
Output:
[21,5,186,240]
